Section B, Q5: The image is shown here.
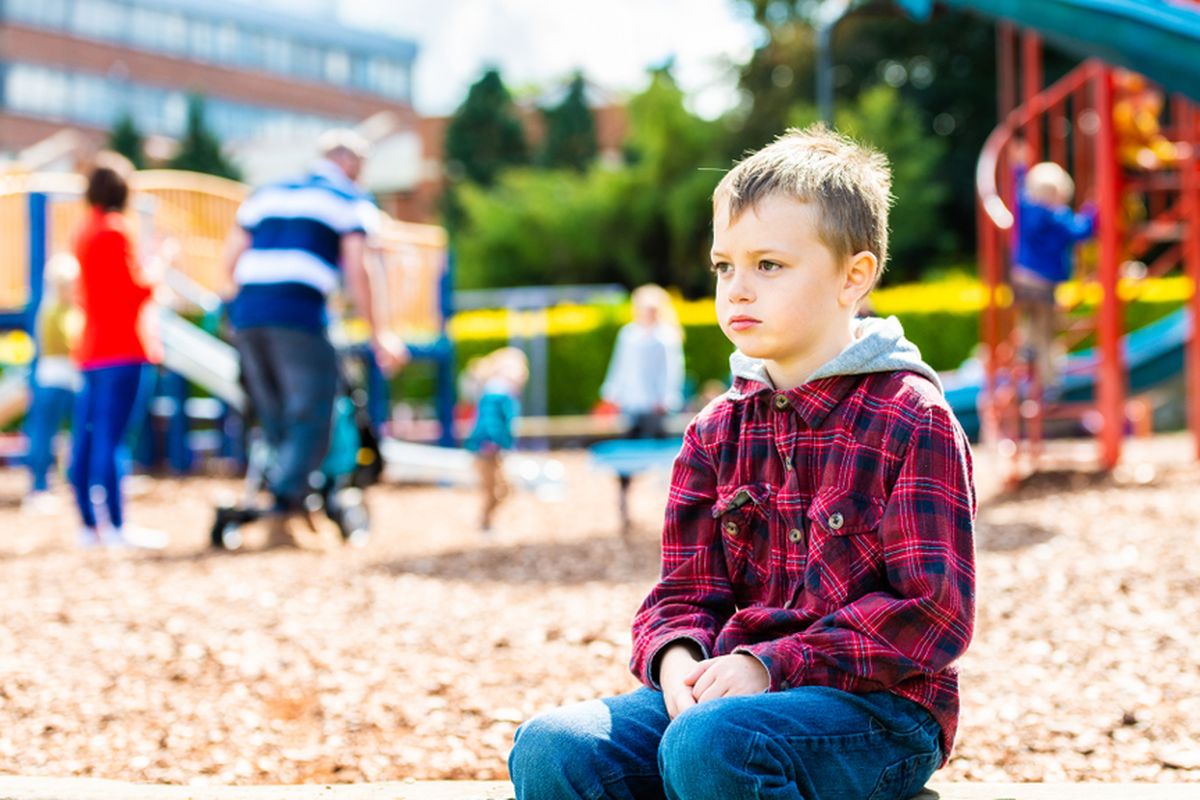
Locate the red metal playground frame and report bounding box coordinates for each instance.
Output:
[975,25,1200,477]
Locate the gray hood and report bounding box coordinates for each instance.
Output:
[729,315,943,395]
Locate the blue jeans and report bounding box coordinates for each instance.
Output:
[25,383,76,492]
[235,326,337,508]
[69,363,146,529]
[509,686,942,800]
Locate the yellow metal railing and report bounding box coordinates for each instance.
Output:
[1,170,448,341]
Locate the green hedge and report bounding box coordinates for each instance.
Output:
[390,297,1186,417]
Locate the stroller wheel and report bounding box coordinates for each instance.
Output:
[210,508,244,551]
[336,496,367,546]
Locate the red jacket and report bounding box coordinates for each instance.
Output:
[74,207,155,369]
[631,368,976,762]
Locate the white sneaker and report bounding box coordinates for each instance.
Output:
[22,492,61,515]
[106,525,168,550]
[76,526,103,549]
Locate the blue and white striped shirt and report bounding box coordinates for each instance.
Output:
[231,159,380,332]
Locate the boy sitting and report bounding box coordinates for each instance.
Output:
[508,126,977,800]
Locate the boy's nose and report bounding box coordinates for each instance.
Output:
[726,271,755,302]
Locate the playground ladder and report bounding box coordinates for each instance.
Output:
[976,29,1200,481]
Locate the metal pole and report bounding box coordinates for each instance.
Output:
[817,22,834,124]
[1021,32,1043,156]
[815,0,851,125]
[1180,100,1200,461]
[1093,66,1124,470]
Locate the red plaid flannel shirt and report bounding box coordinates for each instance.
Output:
[630,368,976,760]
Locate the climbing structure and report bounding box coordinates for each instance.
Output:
[896,0,1200,478]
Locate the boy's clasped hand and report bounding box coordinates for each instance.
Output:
[659,644,769,718]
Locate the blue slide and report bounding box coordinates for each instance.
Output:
[896,1,1200,103]
[944,309,1192,438]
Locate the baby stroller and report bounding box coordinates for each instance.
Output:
[210,361,383,550]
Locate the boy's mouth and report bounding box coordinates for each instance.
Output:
[727,316,761,332]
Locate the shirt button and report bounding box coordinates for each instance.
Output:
[783,455,794,471]
[723,520,739,536]
[780,680,791,690]
[787,528,803,543]
[773,393,789,410]
[828,512,844,531]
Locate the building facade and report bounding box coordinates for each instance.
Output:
[0,0,419,179]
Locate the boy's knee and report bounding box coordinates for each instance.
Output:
[509,708,598,779]
[659,703,760,794]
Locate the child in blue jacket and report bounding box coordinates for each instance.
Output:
[1012,160,1097,392]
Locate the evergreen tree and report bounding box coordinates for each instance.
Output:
[108,113,145,170]
[539,73,597,171]
[444,68,528,187]
[168,95,241,180]
[726,0,1022,261]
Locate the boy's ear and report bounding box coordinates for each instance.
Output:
[840,251,878,307]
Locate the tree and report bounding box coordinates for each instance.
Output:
[108,113,145,170]
[445,68,528,187]
[788,84,950,282]
[726,0,1002,261]
[539,73,597,171]
[168,95,241,180]
[622,66,724,296]
[453,66,724,296]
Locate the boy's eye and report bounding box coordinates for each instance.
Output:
[758,260,782,272]
[710,261,731,276]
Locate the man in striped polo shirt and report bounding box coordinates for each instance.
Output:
[222,130,406,543]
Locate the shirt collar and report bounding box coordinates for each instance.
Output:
[726,371,859,429]
[310,158,359,192]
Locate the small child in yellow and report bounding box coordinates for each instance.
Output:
[23,253,83,513]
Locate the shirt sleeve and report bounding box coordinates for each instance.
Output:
[630,420,737,688]
[600,326,630,405]
[663,330,685,412]
[735,403,976,693]
[353,197,382,240]
[1052,204,1097,242]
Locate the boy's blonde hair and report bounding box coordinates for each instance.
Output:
[713,124,893,281]
[1025,161,1075,206]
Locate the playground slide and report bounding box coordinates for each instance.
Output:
[944,308,1192,438]
[896,1,1200,102]
[156,307,246,414]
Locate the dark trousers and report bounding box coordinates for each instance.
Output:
[235,326,337,509]
[69,363,145,529]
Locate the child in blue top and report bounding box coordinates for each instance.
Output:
[1012,158,1097,391]
[464,346,529,532]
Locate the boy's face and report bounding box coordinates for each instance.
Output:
[711,193,872,388]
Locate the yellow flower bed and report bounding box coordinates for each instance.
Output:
[447,275,1193,341]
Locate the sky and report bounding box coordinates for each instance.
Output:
[336,0,762,118]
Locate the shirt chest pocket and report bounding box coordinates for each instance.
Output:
[712,483,773,590]
[803,488,887,607]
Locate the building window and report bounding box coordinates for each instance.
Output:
[324,49,350,85]
[367,57,410,100]
[73,0,125,39]
[216,23,239,61]
[6,0,69,28]
[190,19,216,61]
[160,12,188,54]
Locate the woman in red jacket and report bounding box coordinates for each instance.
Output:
[70,153,165,549]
